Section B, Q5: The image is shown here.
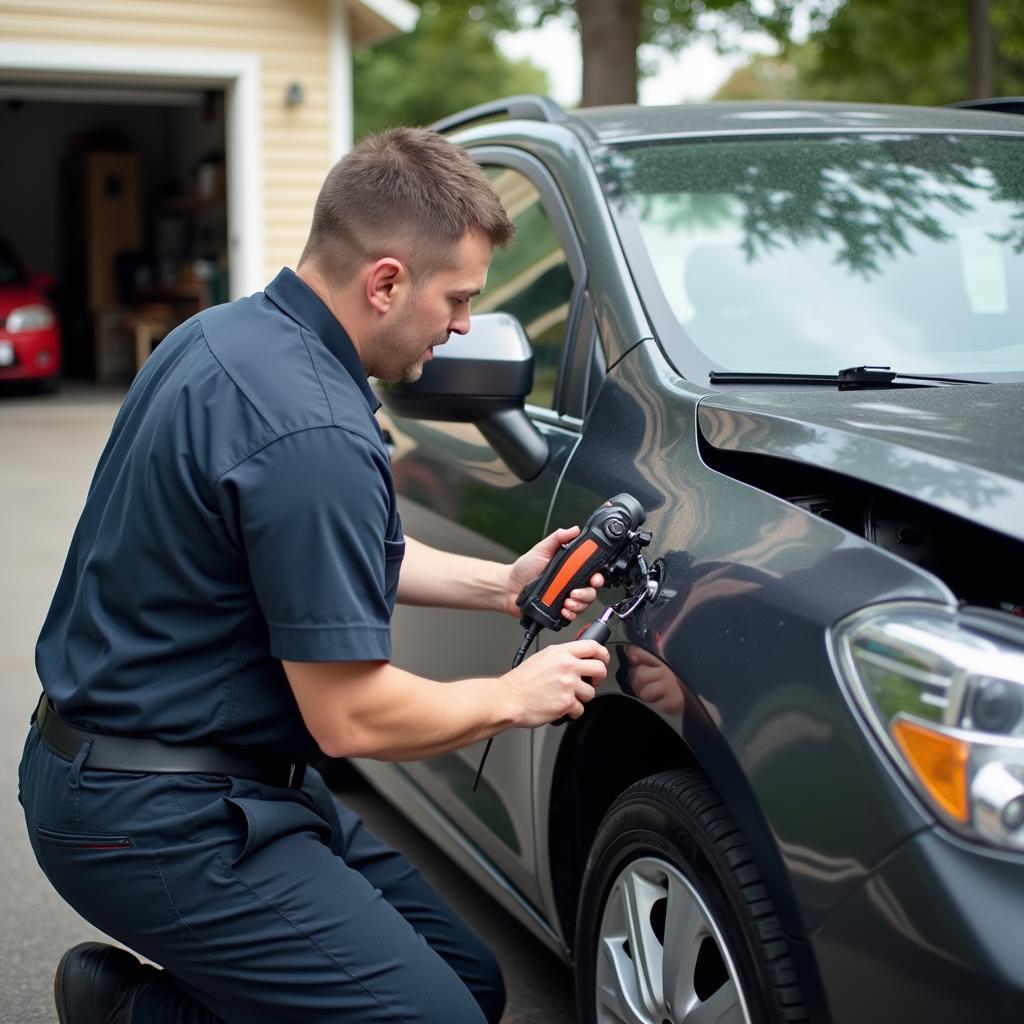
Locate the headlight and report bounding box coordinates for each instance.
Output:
[833,602,1024,850]
[6,304,55,332]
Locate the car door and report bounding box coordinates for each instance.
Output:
[382,149,588,902]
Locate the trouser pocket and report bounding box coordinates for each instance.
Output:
[34,824,167,943]
[222,795,332,867]
[36,826,132,849]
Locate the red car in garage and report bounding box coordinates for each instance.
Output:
[0,238,61,387]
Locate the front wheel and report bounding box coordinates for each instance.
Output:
[574,770,807,1024]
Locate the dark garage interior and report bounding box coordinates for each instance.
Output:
[0,82,229,383]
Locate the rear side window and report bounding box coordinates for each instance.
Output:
[476,166,574,409]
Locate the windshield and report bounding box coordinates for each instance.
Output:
[602,134,1024,378]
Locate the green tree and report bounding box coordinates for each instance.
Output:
[803,0,1024,104]
[359,0,798,117]
[353,1,549,138]
[719,0,1024,106]
[528,0,792,106]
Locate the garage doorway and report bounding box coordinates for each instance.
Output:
[0,83,230,380]
[0,44,263,384]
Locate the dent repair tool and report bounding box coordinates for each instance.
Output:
[472,494,654,790]
[550,565,660,725]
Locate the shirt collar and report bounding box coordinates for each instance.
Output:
[264,267,381,412]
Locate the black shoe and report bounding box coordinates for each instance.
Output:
[54,942,153,1024]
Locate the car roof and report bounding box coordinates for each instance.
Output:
[565,100,1024,144]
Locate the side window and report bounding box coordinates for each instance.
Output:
[476,166,574,410]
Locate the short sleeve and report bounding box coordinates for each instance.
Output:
[215,427,400,662]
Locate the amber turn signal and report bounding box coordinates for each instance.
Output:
[892,717,970,823]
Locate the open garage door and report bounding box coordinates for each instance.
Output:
[0,81,229,383]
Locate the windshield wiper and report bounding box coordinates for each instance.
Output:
[709,365,989,390]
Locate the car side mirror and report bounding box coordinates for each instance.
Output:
[376,312,549,481]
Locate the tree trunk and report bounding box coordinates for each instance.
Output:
[968,0,995,98]
[578,0,641,107]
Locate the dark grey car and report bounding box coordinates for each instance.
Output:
[353,97,1024,1024]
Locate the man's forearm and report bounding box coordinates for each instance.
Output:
[284,659,517,761]
[396,536,509,614]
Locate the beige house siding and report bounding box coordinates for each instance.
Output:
[0,0,337,281]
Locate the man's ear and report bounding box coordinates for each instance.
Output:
[365,257,405,314]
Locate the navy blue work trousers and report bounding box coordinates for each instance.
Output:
[18,727,505,1023]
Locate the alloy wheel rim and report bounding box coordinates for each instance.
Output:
[594,855,753,1024]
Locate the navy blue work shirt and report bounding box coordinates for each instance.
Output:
[35,268,405,760]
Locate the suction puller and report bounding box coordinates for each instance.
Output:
[473,493,655,790]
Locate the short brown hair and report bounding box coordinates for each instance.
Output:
[299,127,514,283]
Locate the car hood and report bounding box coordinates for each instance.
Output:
[0,285,45,319]
[697,383,1024,542]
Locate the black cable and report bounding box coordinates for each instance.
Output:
[472,622,541,792]
[510,624,540,670]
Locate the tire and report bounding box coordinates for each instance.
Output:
[575,770,807,1024]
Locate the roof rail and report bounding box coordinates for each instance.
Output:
[948,97,1024,115]
[432,94,568,135]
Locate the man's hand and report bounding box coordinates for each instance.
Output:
[505,525,605,622]
[503,638,610,727]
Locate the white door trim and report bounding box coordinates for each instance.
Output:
[329,0,353,162]
[0,42,263,300]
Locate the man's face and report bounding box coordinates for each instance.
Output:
[375,229,492,384]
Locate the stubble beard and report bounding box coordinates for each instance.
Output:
[398,331,449,384]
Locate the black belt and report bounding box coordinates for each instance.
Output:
[33,695,307,790]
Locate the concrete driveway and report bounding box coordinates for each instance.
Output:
[0,383,575,1023]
